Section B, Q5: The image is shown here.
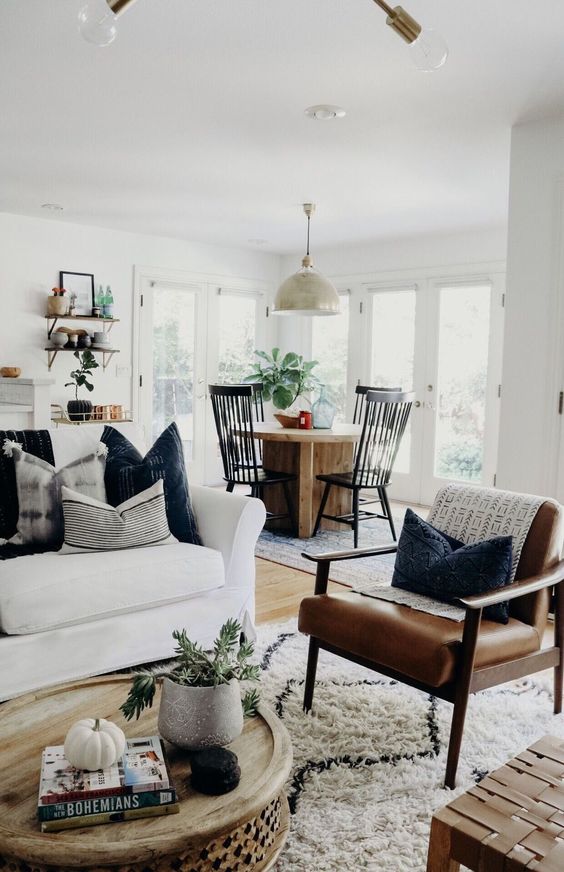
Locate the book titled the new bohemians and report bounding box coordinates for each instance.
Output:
[38,736,177,829]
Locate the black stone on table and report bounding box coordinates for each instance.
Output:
[190,747,241,795]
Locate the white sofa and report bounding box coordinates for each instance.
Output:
[0,423,266,701]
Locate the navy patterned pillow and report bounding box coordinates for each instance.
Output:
[392,508,513,623]
[102,423,201,546]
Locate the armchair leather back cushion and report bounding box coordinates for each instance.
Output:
[512,500,564,631]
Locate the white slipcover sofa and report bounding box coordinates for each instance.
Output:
[0,423,266,701]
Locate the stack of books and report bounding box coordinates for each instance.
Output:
[37,735,179,832]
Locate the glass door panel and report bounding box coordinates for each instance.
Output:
[311,293,350,421]
[433,284,491,484]
[152,287,196,458]
[218,293,258,384]
[369,288,417,486]
[138,280,207,483]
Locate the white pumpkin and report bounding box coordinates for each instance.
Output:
[64,717,126,771]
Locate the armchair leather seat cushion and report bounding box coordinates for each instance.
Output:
[298,591,541,688]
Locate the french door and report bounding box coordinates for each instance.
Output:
[137,277,208,483]
[364,276,504,505]
[135,272,269,486]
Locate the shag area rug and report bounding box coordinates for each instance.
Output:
[256,513,408,590]
[257,620,564,871]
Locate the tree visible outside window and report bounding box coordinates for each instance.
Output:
[218,294,257,384]
[311,294,350,421]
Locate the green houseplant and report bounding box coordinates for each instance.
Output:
[65,349,99,421]
[121,619,260,750]
[244,347,320,411]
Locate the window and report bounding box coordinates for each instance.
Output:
[311,293,350,421]
[217,292,258,384]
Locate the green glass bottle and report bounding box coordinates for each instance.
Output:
[103,285,114,318]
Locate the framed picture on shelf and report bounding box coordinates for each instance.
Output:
[59,271,95,316]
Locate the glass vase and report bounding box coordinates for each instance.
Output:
[312,386,336,429]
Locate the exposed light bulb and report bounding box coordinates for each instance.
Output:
[408,28,448,71]
[78,0,118,46]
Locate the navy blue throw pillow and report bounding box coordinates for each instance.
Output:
[102,423,201,546]
[391,508,513,623]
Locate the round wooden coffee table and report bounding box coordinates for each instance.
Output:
[0,676,292,871]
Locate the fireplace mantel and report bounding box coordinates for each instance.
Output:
[0,377,55,428]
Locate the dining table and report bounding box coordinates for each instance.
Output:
[251,422,362,538]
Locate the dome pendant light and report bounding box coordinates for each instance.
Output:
[273,204,340,317]
[78,0,138,46]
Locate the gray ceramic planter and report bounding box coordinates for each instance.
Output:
[157,677,244,750]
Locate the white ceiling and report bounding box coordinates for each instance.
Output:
[2,0,564,253]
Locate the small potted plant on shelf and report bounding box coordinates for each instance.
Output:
[120,619,260,751]
[47,287,68,317]
[65,349,99,421]
[244,347,320,427]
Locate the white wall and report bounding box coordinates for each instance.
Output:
[497,118,564,497]
[0,212,280,415]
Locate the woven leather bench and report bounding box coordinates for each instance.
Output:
[427,735,564,871]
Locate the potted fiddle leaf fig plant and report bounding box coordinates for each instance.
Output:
[65,349,99,421]
[120,619,261,751]
[244,347,320,426]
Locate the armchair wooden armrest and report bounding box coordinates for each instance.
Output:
[301,545,398,564]
[457,560,564,611]
[301,545,398,595]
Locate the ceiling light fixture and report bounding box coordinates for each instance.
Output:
[78,0,138,46]
[305,105,347,121]
[371,0,448,71]
[273,204,340,317]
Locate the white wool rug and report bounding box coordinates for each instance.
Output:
[255,620,564,872]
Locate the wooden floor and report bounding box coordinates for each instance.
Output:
[254,556,343,625]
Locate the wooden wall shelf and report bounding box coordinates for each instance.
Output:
[45,347,119,371]
[45,314,119,339]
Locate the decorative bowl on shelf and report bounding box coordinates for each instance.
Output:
[273,412,300,429]
[0,367,21,378]
[50,333,68,348]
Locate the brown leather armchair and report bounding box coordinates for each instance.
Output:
[298,496,564,788]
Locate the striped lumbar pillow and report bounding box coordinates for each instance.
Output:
[60,479,176,553]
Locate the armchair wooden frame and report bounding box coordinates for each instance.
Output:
[301,544,564,789]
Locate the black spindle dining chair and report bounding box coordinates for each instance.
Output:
[352,384,401,425]
[313,389,414,546]
[209,384,297,533]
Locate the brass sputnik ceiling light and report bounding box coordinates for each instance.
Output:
[372,0,448,71]
[78,0,139,46]
[78,0,448,71]
[273,204,340,317]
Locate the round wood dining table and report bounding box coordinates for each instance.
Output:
[251,422,362,538]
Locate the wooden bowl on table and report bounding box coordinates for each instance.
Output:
[0,367,21,378]
[273,412,300,429]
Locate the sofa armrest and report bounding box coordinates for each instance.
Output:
[190,486,266,590]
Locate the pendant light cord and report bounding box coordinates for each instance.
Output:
[306,214,311,256]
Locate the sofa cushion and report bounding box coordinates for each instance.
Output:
[61,480,175,552]
[4,440,107,548]
[0,430,54,540]
[0,543,224,635]
[102,423,201,546]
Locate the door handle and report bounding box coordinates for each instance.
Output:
[414,400,422,408]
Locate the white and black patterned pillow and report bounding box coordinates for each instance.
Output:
[2,440,107,548]
[60,479,176,552]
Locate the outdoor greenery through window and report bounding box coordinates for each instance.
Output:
[434,283,491,483]
[152,287,195,459]
[217,293,257,385]
[311,294,350,421]
[370,288,416,474]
